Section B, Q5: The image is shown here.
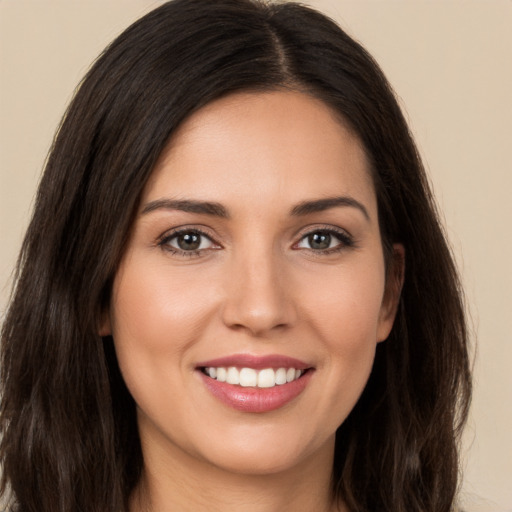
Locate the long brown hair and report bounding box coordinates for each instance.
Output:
[0,1,471,511]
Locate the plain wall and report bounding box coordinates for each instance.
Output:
[1,1,511,510]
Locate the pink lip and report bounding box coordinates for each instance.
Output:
[198,371,313,413]
[196,353,311,370]
[195,353,314,413]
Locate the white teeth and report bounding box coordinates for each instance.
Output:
[239,368,257,387]
[203,366,306,388]
[216,367,227,382]
[275,367,287,385]
[257,368,275,388]
[226,367,240,385]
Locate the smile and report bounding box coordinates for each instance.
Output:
[202,366,305,388]
[196,354,314,413]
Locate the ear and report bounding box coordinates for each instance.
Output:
[98,309,112,337]
[377,243,405,342]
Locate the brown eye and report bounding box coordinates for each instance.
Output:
[296,228,353,252]
[176,232,202,251]
[308,232,332,250]
[161,230,216,253]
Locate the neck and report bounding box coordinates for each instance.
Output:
[130,431,345,512]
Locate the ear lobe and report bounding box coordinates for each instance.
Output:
[98,310,112,337]
[377,243,405,342]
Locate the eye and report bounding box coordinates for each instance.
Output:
[159,229,218,254]
[295,229,353,252]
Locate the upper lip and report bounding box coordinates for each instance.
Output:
[195,353,312,370]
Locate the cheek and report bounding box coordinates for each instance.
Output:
[111,261,213,350]
[299,260,385,416]
[108,262,212,426]
[108,260,218,404]
[302,259,386,347]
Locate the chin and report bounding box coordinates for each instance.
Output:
[211,447,303,476]
[192,422,336,477]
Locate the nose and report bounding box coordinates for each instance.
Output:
[221,249,297,337]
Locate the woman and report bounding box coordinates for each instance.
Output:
[0,0,471,511]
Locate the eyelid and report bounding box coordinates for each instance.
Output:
[155,223,354,257]
[157,225,222,256]
[294,223,353,239]
[292,224,355,252]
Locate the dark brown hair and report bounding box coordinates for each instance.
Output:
[0,1,471,511]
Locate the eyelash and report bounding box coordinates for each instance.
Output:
[158,227,220,258]
[294,226,355,254]
[157,225,355,258]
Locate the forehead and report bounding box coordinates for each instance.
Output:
[143,90,376,215]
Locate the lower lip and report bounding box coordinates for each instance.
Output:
[199,370,313,413]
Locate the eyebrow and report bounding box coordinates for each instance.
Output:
[141,195,370,221]
[141,199,229,218]
[290,196,370,220]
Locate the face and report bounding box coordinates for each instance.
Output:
[104,91,401,477]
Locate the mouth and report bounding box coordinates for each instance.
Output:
[200,366,309,388]
[195,354,314,413]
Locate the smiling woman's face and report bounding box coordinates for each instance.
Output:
[105,91,400,478]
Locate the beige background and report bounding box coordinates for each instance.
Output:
[1,1,511,510]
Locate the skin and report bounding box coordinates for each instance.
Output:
[103,91,403,512]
